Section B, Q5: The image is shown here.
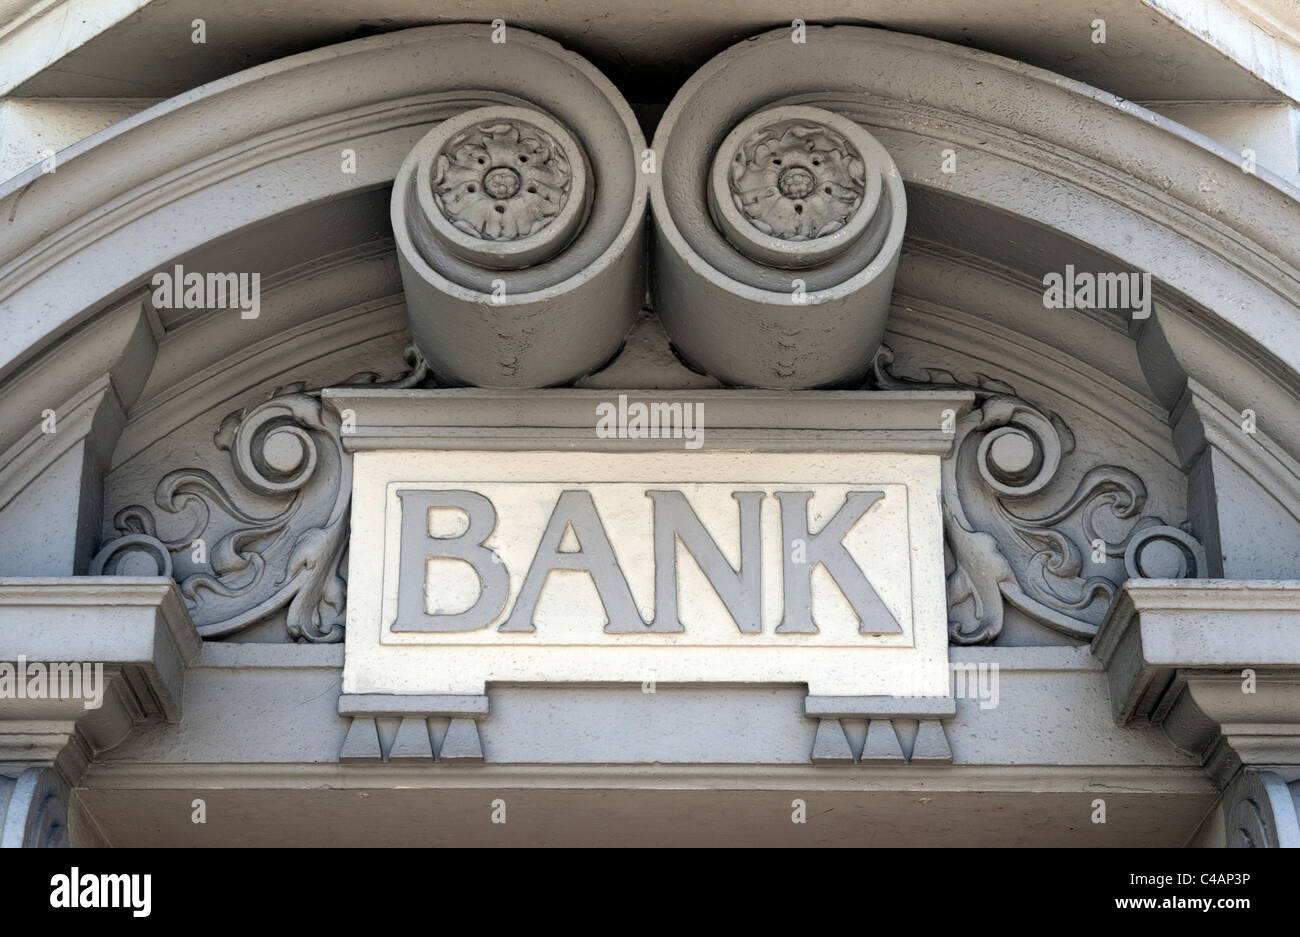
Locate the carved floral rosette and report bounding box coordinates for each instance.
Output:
[872,345,1206,644]
[723,118,867,243]
[432,118,577,242]
[92,349,428,643]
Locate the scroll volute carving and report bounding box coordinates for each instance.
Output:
[872,346,1206,645]
[93,348,428,642]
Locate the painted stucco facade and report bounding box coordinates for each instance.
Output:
[1,2,1299,847]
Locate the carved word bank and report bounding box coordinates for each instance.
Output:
[394,486,900,636]
[344,451,951,697]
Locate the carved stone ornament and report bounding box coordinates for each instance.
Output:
[91,347,428,642]
[1223,769,1300,848]
[393,93,640,387]
[726,118,865,241]
[409,105,592,277]
[660,95,903,388]
[704,104,884,272]
[433,118,575,241]
[871,345,1207,645]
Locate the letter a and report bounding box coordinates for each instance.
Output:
[501,490,642,632]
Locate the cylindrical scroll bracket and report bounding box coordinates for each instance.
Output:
[390,32,647,388]
[649,37,908,389]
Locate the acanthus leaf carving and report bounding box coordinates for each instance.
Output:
[92,345,428,642]
[871,345,1206,645]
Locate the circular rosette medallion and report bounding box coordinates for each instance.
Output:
[709,106,882,269]
[412,106,591,271]
[433,118,577,243]
[650,58,907,388]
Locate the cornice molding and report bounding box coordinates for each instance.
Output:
[1094,579,1300,786]
[0,576,200,785]
[323,388,972,454]
[0,577,199,699]
[76,760,1215,795]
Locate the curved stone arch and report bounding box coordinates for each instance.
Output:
[644,26,1300,442]
[887,251,1182,473]
[2,23,1296,414]
[640,24,1300,601]
[0,22,1296,638]
[0,24,1294,372]
[0,23,648,381]
[0,23,651,592]
[113,251,409,471]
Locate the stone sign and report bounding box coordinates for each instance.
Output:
[336,391,962,700]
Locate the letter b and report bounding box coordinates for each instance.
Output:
[392,490,508,631]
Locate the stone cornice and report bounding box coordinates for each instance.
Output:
[0,577,200,782]
[76,760,1216,796]
[1094,578,1300,785]
[323,388,974,454]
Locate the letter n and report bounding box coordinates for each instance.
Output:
[646,490,762,633]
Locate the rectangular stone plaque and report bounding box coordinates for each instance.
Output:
[331,389,967,698]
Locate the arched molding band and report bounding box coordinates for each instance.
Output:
[3,23,1295,450]
[641,27,1300,430]
[0,24,648,387]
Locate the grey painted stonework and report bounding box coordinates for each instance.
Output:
[0,17,1298,846]
[651,50,909,389]
[387,33,648,388]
